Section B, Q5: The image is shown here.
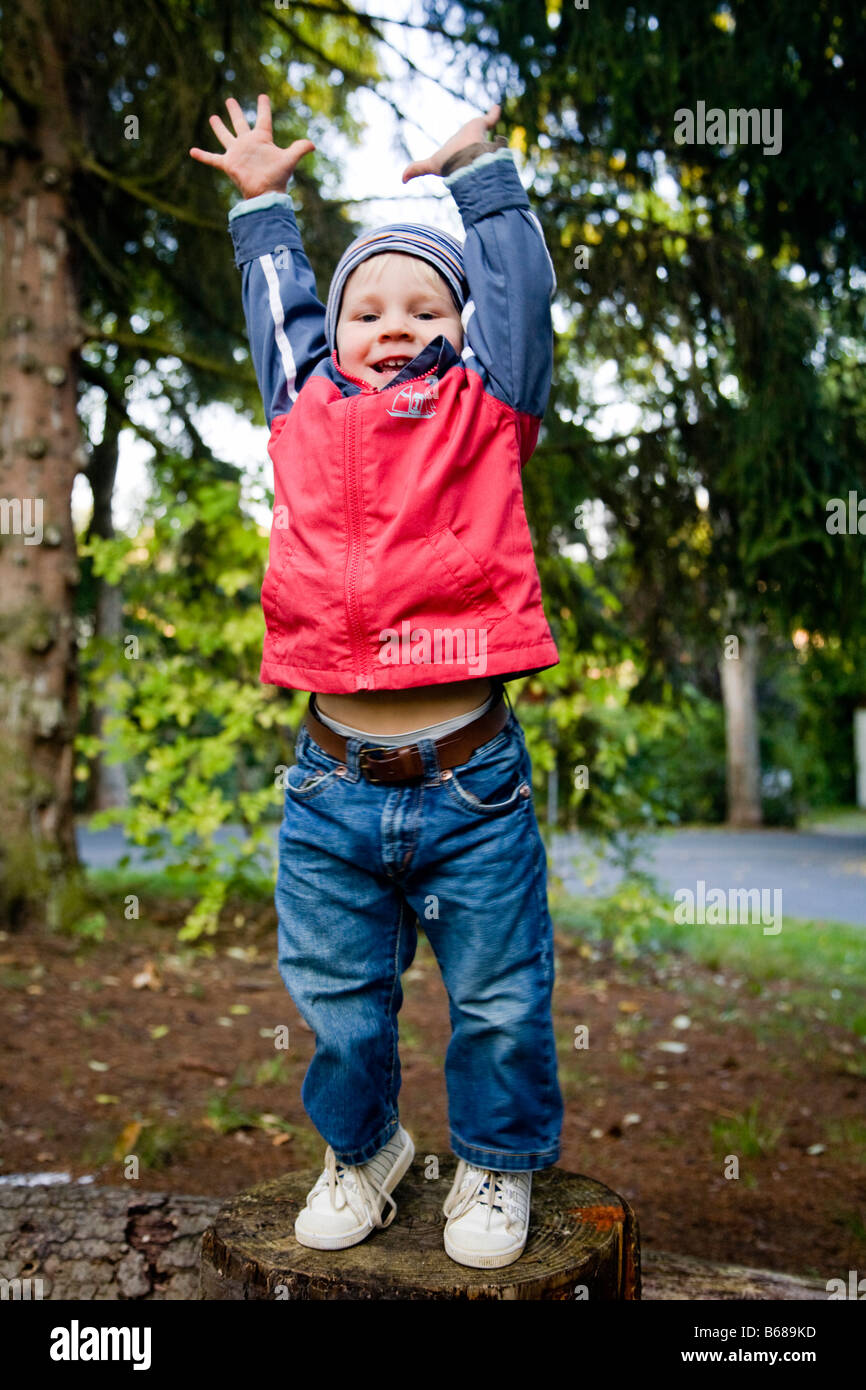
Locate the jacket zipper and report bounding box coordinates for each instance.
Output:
[343,393,371,690]
[338,357,439,691]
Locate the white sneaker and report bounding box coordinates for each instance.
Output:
[294,1125,415,1250]
[443,1160,532,1269]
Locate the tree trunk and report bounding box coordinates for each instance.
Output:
[86,404,128,811]
[0,1182,827,1301]
[719,621,763,828]
[0,1,86,922]
[200,1164,641,1300]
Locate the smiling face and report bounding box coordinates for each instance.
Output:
[335,252,464,389]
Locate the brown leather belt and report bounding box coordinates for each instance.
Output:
[304,694,509,784]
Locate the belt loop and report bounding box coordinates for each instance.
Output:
[344,735,363,781]
[416,734,441,786]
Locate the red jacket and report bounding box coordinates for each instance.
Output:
[229,148,560,693]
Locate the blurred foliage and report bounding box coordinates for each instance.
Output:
[78,464,305,938]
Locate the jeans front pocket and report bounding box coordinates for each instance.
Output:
[286,728,347,801]
[285,761,343,801]
[443,723,532,818]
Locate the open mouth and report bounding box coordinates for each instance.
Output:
[372,357,413,374]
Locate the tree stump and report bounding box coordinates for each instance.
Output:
[200,1163,640,1300]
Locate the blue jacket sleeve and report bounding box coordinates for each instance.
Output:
[445,148,556,418]
[228,190,329,427]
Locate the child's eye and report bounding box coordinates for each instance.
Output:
[416,312,437,320]
[358,313,379,322]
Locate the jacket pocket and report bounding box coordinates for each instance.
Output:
[424,525,511,628]
[261,542,295,623]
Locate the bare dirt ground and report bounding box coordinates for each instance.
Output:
[2,904,864,1284]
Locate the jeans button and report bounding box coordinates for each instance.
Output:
[440,769,453,781]
[335,766,347,777]
[519,782,531,797]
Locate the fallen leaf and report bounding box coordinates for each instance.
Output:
[622,1113,642,1126]
[88,1060,109,1072]
[806,1143,825,1156]
[113,1121,143,1160]
[178,1057,225,1076]
[132,961,161,991]
[149,1025,170,1040]
[618,1001,640,1013]
[228,1004,250,1016]
[656,1040,688,1054]
[272,1132,292,1147]
[672,1014,691,1030]
[95,1095,119,1105]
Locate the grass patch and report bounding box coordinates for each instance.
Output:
[253,1055,292,1087]
[132,1119,195,1170]
[822,1117,866,1166]
[77,1009,112,1030]
[710,1101,786,1159]
[204,1092,264,1135]
[799,807,866,834]
[837,1210,866,1245]
[552,879,866,1037]
[79,1116,195,1172]
[86,865,274,904]
[399,1022,423,1050]
[0,967,31,991]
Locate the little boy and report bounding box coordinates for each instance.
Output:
[190,95,563,1269]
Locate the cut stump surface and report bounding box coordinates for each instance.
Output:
[200,1163,640,1300]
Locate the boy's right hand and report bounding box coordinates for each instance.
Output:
[189,94,315,199]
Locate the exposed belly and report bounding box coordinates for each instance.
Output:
[315,678,494,735]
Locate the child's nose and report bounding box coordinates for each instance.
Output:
[379,312,412,338]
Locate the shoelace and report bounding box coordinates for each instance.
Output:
[307,1145,398,1229]
[443,1166,528,1233]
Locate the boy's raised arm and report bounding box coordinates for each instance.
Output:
[190,96,328,428]
[403,105,557,435]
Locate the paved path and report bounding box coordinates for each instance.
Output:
[76,824,866,927]
[549,826,866,926]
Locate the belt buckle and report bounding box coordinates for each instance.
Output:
[358,745,395,784]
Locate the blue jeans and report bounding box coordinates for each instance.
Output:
[274,702,563,1173]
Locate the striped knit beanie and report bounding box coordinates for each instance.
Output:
[324,224,468,353]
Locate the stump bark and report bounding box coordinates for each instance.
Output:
[199,1164,640,1300]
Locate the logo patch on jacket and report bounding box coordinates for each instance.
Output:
[386,378,438,420]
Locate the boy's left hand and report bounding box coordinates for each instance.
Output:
[401,104,501,182]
